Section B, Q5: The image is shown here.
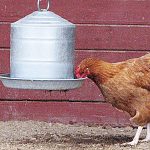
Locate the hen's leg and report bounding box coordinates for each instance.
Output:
[141,123,150,142]
[122,126,143,146]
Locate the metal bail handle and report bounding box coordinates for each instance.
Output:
[37,0,50,11]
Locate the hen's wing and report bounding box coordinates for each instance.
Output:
[126,53,150,91]
[134,70,150,91]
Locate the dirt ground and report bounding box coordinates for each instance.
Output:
[0,121,149,150]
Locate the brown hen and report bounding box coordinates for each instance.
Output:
[75,53,150,146]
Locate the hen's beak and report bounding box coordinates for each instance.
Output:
[76,74,81,78]
[75,66,81,78]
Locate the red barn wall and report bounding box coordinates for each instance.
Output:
[0,0,149,126]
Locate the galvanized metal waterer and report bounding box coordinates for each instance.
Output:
[11,0,75,79]
[0,0,86,90]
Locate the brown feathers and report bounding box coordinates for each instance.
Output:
[76,53,150,126]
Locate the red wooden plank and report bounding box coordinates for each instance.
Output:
[0,101,130,126]
[0,49,147,101]
[1,0,150,25]
[0,24,10,48]
[2,24,150,50]
[76,25,150,50]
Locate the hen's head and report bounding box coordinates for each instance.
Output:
[75,58,98,78]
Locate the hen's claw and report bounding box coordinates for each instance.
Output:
[140,138,150,143]
[121,141,138,147]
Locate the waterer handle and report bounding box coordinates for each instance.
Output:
[37,0,50,11]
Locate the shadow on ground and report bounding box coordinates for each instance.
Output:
[19,133,133,145]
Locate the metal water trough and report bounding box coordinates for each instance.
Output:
[0,0,86,90]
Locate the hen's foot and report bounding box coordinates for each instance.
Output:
[140,123,150,143]
[121,126,143,147]
[121,141,138,147]
[140,138,150,143]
